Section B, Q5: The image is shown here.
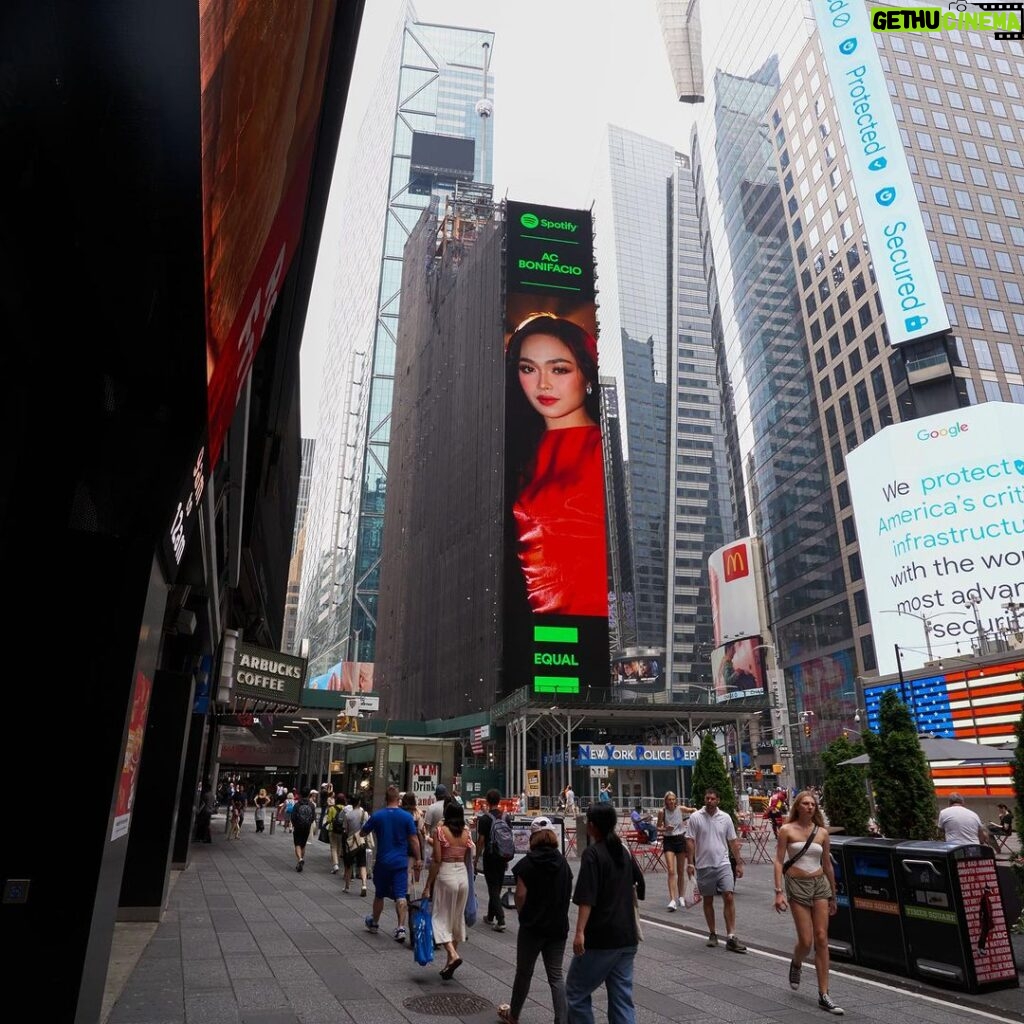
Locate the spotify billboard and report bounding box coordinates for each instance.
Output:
[847,403,1024,673]
[813,0,949,346]
[502,200,608,698]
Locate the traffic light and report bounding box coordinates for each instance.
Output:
[842,728,849,740]
[804,720,812,738]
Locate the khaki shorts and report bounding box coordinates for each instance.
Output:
[785,873,833,906]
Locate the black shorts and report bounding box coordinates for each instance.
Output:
[343,845,367,868]
[662,835,686,855]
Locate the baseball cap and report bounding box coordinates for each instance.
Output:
[435,784,449,798]
[530,815,554,833]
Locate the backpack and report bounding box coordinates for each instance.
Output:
[487,810,515,860]
[293,800,315,828]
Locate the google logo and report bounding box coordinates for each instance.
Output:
[916,423,969,441]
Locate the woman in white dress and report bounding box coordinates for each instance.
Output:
[422,800,476,980]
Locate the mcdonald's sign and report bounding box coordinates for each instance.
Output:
[708,536,764,648]
[722,543,749,582]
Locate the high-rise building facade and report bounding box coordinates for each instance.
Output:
[283,437,316,655]
[595,125,731,694]
[297,7,495,679]
[660,0,1024,773]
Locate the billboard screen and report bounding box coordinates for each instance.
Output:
[611,655,665,695]
[201,0,336,465]
[708,537,763,646]
[410,131,475,178]
[710,637,767,702]
[813,0,949,346]
[846,403,1024,673]
[503,200,607,698]
[306,661,375,693]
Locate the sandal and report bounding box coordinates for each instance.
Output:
[497,1005,518,1024]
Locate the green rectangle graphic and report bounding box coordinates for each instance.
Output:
[533,676,580,694]
[533,625,579,644]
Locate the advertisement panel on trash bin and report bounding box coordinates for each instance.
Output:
[955,853,1017,985]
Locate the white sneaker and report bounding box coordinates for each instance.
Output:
[667,899,677,911]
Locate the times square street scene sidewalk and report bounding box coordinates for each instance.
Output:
[102,814,1022,1024]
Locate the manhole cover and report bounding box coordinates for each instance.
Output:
[403,993,493,1016]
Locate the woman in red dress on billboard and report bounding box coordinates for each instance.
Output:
[505,314,607,617]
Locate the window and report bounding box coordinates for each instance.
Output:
[843,517,857,545]
[865,332,879,360]
[972,338,994,369]
[989,309,1009,333]
[855,380,870,415]
[955,189,973,210]
[820,377,832,400]
[871,365,887,399]
[931,185,949,206]
[980,278,998,301]
[839,394,854,428]
[815,347,827,371]
[970,247,989,269]
[964,305,983,329]
[831,441,843,475]
[983,379,1004,402]
[998,343,1020,374]
[854,590,869,625]
[825,406,838,437]
[1005,281,1023,304]
[947,242,966,264]
[837,480,850,510]
[834,364,847,388]
[955,274,974,297]
[849,350,862,375]
[858,303,872,329]
[848,552,862,582]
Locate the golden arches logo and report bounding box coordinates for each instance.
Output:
[723,544,749,582]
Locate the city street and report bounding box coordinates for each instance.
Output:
[103,818,1022,1024]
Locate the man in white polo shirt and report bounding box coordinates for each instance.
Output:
[685,787,746,953]
[937,793,991,846]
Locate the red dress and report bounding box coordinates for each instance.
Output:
[512,425,608,617]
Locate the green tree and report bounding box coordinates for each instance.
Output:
[821,735,871,836]
[691,732,736,821]
[863,690,937,839]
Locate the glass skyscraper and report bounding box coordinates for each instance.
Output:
[297,6,495,678]
[595,126,731,693]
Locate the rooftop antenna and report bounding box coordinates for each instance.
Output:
[474,40,493,181]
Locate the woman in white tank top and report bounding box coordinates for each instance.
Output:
[772,790,843,1015]
[656,791,699,911]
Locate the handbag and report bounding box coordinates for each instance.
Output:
[464,848,478,927]
[346,830,367,852]
[410,898,435,966]
[318,823,330,844]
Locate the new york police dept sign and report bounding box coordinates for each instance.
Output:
[576,744,700,767]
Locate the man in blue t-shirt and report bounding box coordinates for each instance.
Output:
[361,784,421,942]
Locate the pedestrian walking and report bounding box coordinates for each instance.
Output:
[326,795,345,874]
[254,788,270,833]
[342,794,370,895]
[685,787,746,953]
[290,789,318,871]
[284,791,295,832]
[564,784,576,816]
[773,790,844,1015]
[360,784,422,942]
[423,784,449,867]
[401,790,428,894]
[421,800,475,980]
[194,786,214,844]
[656,791,699,911]
[476,788,513,932]
[228,799,242,840]
[498,816,573,1024]
[565,803,644,1024]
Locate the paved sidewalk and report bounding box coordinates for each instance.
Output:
[103,821,1021,1024]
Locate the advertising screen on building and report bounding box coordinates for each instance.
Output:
[306,661,375,693]
[813,0,949,346]
[611,654,665,695]
[846,403,1024,673]
[708,537,763,646]
[503,200,607,698]
[711,637,767,702]
[201,0,336,465]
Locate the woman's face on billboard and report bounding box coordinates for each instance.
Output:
[517,332,593,429]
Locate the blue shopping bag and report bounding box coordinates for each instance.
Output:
[464,857,478,927]
[410,897,434,966]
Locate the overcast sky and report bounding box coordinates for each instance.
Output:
[299,0,697,436]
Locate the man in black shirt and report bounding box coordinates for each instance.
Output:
[566,804,644,1024]
[475,788,508,932]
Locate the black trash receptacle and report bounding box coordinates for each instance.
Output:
[825,835,857,962]
[893,841,1018,993]
[842,837,907,974]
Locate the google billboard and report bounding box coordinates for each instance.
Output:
[846,403,1024,673]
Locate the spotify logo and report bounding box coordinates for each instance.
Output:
[520,212,539,229]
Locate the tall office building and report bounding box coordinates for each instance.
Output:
[282,437,316,655]
[594,126,731,693]
[660,0,1024,772]
[296,6,495,679]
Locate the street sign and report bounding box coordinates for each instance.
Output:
[589,766,608,779]
[772,738,783,746]
[779,747,790,754]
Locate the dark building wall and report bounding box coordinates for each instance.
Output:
[376,207,505,719]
